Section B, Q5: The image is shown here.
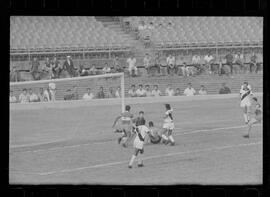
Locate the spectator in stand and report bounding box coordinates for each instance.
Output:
[138,21,147,31]
[183,83,196,96]
[152,53,161,75]
[128,85,137,97]
[37,88,45,102]
[113,56,123,73]
[44,57,54,79]
[234,52,244,74]
[181,62,189,77]
[165,84,175,96]
[10,67,20,82]
[225,51,234,75]
[204,52,214,74]
[78,65,88,76]
[10,90,17,103]
[115,86,121,98]
[127,54,137,77]
[143,53,152,75]
[219,83,231,94]
[138,21,147,39]
[108,87,115,98]
[64,85,79,100]
[198,85,207,95]
[174,88,181,96]
[28,88,39,102]
[44,82,56,101]
[136,84,146,97]
[159,52,167,76]
[52,56,61,78]
[151,85,162,97]
[192,53,202,75]
[166,54,176,76]
[145,85,152,97]
[63,55,76,77]
[250,52,257,73]
[19,88,29,103]
[30,57,41,80]
[148,22,154,30]
[89,64,98,75]
[83,88,95,100]
[97,86,106,99]
[102,63,111,74]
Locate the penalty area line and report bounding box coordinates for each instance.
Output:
[37,141,262,176]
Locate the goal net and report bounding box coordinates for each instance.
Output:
[10,73,126,146]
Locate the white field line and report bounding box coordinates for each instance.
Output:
[10,118,234,148]
[23,141,261,176]
[9,123,261,153]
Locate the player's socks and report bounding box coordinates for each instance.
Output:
[117,137,122,144]
[161,134,168,143]
[243,113,248,123]
[168,135,175,145]
[129,155,136,167]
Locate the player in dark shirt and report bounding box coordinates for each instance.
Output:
[135,111,146,126]
[112,105,134,147]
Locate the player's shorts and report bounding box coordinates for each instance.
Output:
[163,122,175,130]
[133,136,144,150]
[119,124,133,134]
[240,97,251,107]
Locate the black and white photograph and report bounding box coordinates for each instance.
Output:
[9,16,263,185]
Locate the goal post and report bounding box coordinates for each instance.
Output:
[10,72,125,112]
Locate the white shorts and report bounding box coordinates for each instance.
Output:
[133,136,144,150]
[163,122,175,130]
[240,98,251,107]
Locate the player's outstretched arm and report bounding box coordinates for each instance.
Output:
[112,116,121,128]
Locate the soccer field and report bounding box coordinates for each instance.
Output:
[9,94,263,185]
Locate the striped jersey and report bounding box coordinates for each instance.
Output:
[121,111,133,125]
[164,109,173,123]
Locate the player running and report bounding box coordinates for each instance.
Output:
[161,104,175,146]
[112,105,134,147]
[240,82,253,124]
[128,121,155,168]
[243,97,262,138]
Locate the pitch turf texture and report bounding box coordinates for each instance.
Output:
[9,94,262,184]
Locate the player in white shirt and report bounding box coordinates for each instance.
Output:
[183,83,196,96]
[240,82,253,124]
[161,104,175,146]
[136,85,146,97]
[128,120,156,168]
[115,86,121,98]
[82,88,94,100]
[243,97,262,138]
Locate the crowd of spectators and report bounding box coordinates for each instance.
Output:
[126,83,231,97]
[10,82,56,103]
[10,81,233,103]
[10,49,262,83]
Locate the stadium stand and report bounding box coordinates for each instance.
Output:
[10,16,133,52]
[10,73,262,101]
[123,17,263,47]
